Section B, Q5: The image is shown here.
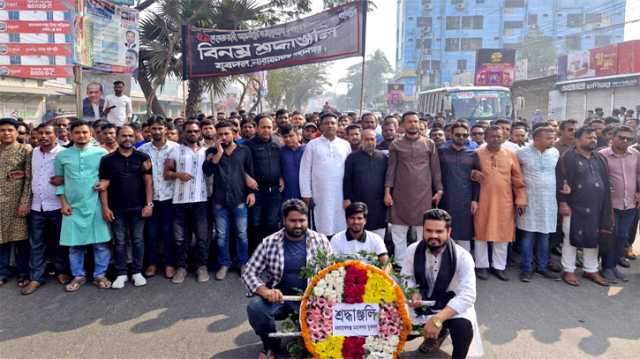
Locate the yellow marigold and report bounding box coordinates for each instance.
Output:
[363,271,396,303]
[313,336,345,359]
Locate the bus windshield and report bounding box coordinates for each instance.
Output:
[450,90,511,120]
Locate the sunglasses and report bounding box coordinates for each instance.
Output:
[471,132,484,136]
[453,133,469,138]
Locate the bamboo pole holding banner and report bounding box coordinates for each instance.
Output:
[358,0,368,117]
[74,64,82,118]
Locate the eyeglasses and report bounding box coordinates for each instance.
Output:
[453,133,469,138]
[617,135,634,142]
[471,132,484,136]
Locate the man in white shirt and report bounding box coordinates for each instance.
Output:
[330,202,388,265]
[104,81,132,126]
[22,124,69,295]
[402,209,482,358]
[502,121,529,153]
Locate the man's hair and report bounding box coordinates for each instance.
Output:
[511,121,528,132]
[612,125,634,137]
[215,120,234,130]
[423,208,452,228]
[471,124,484,131]
[275,109,289,118]
[113,80,125,86]
[200,119,214,128]
[345,202,368,219]
[116,124,135,136]
[37,123,56,132]
[0,117,19,129]
[485,125,503,136]
[575,126,596,139]
[319,112,337,123]
[70,120,91,131]
[604,116,621,126]
[531,121,549,131]
[451,122,469,132]
[532,126,555,139]
[588,118,605,126]
[86,82,103,92]
[493,119,511,126]
[240,118,256,127]
[254,113,273,125]
[559,119,578,130]
[282,199,308,218]
[401,111,418,123]
[345,124,362,133]
[100,123,116,132]
[147,116,166,127]
[361,112,375,121]
[183,120,200,129]
[279,123,296,136]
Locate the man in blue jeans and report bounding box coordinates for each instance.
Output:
[599,125,640,283]
[243,200,332,358]
[99,125,153,289]
[516,126,560,282]
[203,120,255,281]
[22,124,69,295]
[246,114,282,250]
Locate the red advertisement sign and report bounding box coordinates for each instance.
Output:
[617,40,640,75]
[0,0,74,11]
[0,43,72,56]
[590,45,618,77]
[0,20,71,34]
[0,65,73,78]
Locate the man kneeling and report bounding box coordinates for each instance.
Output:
[242,199,333,359]
[402,209,482,358]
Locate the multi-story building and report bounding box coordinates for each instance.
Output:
[395,0,627,98]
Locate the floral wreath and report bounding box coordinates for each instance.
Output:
[299,260,412,359]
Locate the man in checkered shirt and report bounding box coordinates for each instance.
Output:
[243,199,332,358]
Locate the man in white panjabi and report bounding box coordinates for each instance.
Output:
[299,112,351,236]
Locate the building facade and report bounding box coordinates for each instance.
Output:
[395,0,627,98]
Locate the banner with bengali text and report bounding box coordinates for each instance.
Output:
[182,0,366,79]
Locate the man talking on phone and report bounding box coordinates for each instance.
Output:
[103,81,132,126]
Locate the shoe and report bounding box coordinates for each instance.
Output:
[56,274,71,285]
[562,271,580,286]
[519,271,533,283]
[145,265,157,277]
[613,268,628,282]
[418,329,450,353]
[112,275,128,289]
[600,269,618,284]
[536,269,561,281]
[215,266,229,281]
[582,272,609,286]
[625,248,637,260]
[197,266,210,283]
[165,266,176,279]
[548,262,563,273]
[21,280,42,295]
[132,273,147,287]
[491,268,509,281]
[172,268,187,284]
[618,258,631,268]
[475,268,489,280]
[551,243,563,256]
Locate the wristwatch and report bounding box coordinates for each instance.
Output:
[145,202,154,208]
[431,317,443,329]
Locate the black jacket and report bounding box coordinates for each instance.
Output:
[246,136,281,188]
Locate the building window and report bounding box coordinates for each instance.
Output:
[418,39,432,49]
[9,33,20,43]
[451,0,463,4]
[418,17,432,28]
[48,34,55,43]
[8,11,19,20]
[457,59,467,72]
[461,38,482,51]
[49,56,56,65]
[566,35,581,51]
[595,35,611,47]
[445,38,460,51]
[528,14,538,27]
[46,11,54,21]
[585,13,601,24]
[476,0,484,3]
[446,16,460,30]
[10,56,21,65]
[505,0,525,7]
[461,16,483,29]
[504,21,523,29]
[567,14,583,28]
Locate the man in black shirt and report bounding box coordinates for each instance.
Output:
[99,125,153,289]
[203,120,255,281]
[343,129,388,237]
[246,114,282,248]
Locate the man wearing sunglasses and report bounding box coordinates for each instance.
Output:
[554,119,577,156]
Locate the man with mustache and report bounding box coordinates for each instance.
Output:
[557,126,613,287]
[402,209,482,358]
[99,125,153,289]
[243,199,332,359]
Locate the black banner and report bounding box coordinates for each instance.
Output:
[474,48,516,87]
[182,1,366,79]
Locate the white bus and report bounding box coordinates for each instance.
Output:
[417,86,513,124]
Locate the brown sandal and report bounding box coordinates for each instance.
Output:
[65,277,87,292]
[93,277,112,289]
[16,277,30,288]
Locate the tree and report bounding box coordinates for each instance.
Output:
[339,49,392,110]
[138,0,315,116]
[265,64,329,111]
[515,28,557,79]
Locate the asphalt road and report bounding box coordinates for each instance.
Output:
[1,249,640,359]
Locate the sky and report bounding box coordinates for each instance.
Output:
[311,0,397,94]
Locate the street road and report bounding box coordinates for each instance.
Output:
[1,252,639,358]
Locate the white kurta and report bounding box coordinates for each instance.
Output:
[299,135,351,235]
[402,241,484,358]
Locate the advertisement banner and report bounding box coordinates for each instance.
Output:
[0,20,71,33]
[78,0,139,73]
[0,0,74,11]
[0,43,72,56]
[183,0,366,79]
[617,40,640,75]
[558,74,640,92]
[474,48,516,87]
[566,50,595,80]
[590,45,618,77]
[0,65,73,78]
[387,84,404,105]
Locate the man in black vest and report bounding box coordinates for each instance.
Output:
[401,209,479,358]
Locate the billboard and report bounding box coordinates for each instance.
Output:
[557,40,640,81]
[566,50,595,80]
[182,0,366,79]
[590,45,618,77]
[474,48,516,87]
[0,0,75,79]
[387,84,404,105]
